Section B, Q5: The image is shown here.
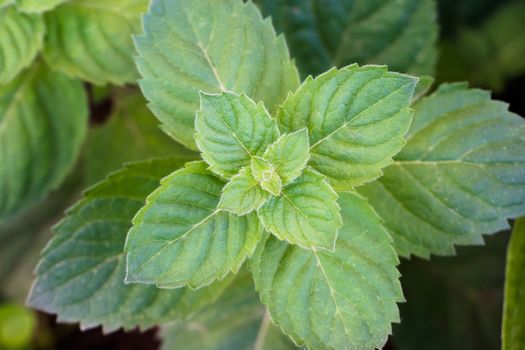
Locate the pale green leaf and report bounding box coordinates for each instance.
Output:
[251,157,282,196]
[160,271,298,350]
[195,92,279,178]
[277,64,417,190]
[251,192,403,350]
[358,83,525,258]
[258,0,438,77]
[125,161,263,289]
[219,167,270,216]
[135,0,300,150]
[43,0,148,85]
[16,0,67,13]
[503,218,525,350]
[0,64,87,220]
[28,159,232,332]
[258,168,341,250]
[263,129,310,185]
[0,7,44,84]
[84,90,197,185]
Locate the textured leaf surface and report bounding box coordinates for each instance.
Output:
[135,0,300,150]
[258,0,438,77]
[125,161,263,289]
[195,93,279,178]
[85,91,197,185]
[258,169,341,250]
[0,64,87,220]
[0,7,44,84]
[263,129,310,185]
[358,83,525,258]
[160,271,297,350]
[251,192,402,350]
[28,159,232,332]
[278,65,416,190]
[43,0,147,85]
[16,0,67,13]
[503,218,525,350]
[219,167,270,216]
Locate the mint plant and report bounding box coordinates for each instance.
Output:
[0,0,521,349]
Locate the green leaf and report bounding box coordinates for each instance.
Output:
[28,159,232,332]
[251,192,402,350]
[503,218,525,350]
[125,161,263,289]
[0,64,87,220]
[251,157,282,197]
[358,83,525,258]
[263,129,310,185]
[16,0,67,13]
[277,64,417,190]
[218,167,270,216]
[0,7,44,85]
[258,0,438,77]
[258,168,342,250]
[135,0,300,150]
[0,171,81,301]
[160,271,297,350]
[84,90,197,186]
[43,0,148,85]
[195,92,279,178]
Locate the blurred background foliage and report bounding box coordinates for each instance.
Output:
[0,0,524,349]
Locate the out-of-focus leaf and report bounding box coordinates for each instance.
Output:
[503,218,525,350]
[43,0,148,85]
[0,304,36,350]
[437,1,525,91]
[84,90,196,185]
[392,233,508,350]
[16,0,67,13]
[0,6,44,84]
[258,0,438,77]
[0,170,82,301]
[160,271,297,350]
[0,63,88,220]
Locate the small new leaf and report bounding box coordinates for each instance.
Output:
[251,192,403,350]
[277,64,417,190]
[125,161,263,289]
[258,168,342,250]
[218,167,270,215]
[251,157,282,196]
[263,128,310,184]
[195,92,279,178]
